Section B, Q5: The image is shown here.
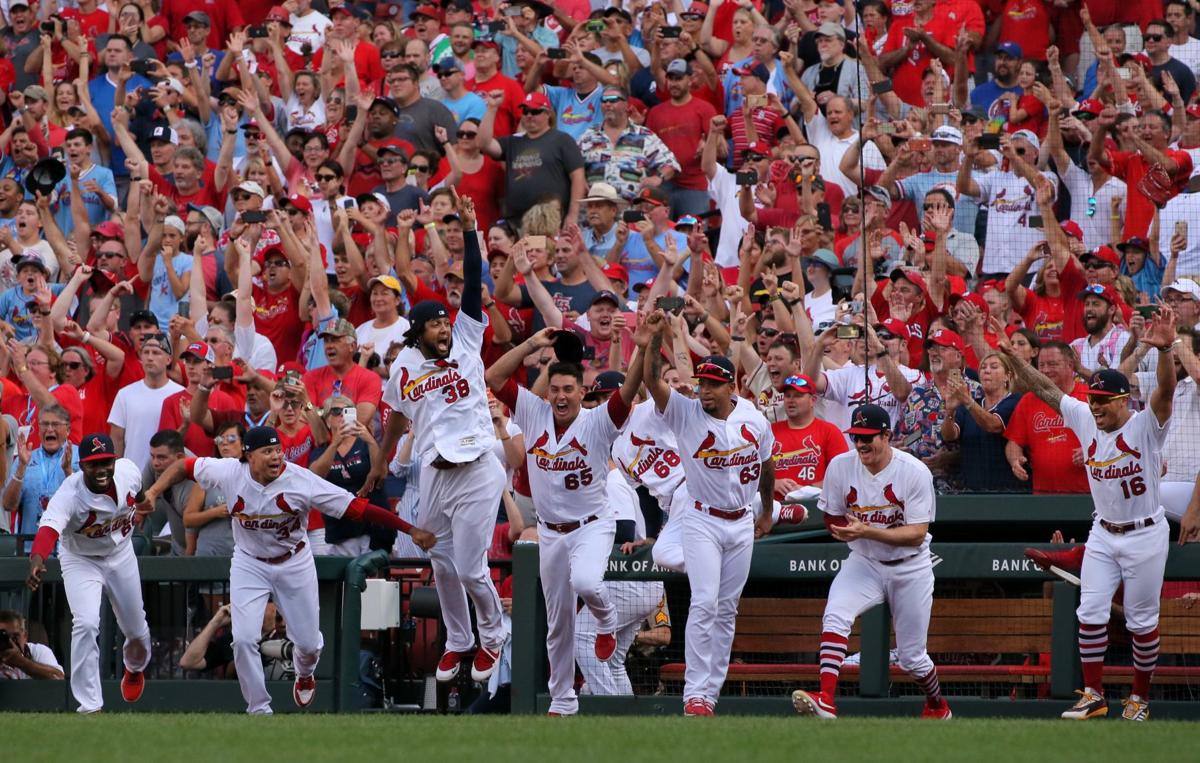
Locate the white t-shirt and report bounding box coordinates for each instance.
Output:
[513,386,621,525]
[0,241,58,291]
[819,448,934,561]
[1157,190,1200,277]
[612,400,685,510]
[107,379,185,471]
[803,113,885,196]
[382,312,495,462]
[1060,163,1126,251]
[38,458,143,557]
[657,391,774,510]
[805,289,835,326]
[1060,395,1169,523]
[708,164,753,267]
[1170,38,1200,78]
[0,642,62,679]
[356,316,411,365]
[284,93,327,132]
[822,363,923,433]
[1070,324,1131,374]
[191,457,353,559]
[969,168,1058,273]
[288,10,332,54]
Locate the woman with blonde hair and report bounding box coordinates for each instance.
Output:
[940,351,1026,493]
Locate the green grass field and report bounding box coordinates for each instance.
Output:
[4,715,1197,763]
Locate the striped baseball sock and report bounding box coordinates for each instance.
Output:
[1131,628,1160,698]
[914,667,942,701]
[1078,623,1108,691]
[818,632,849,696]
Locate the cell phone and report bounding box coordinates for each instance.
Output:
[41,21,55,34]
[879,122,897,135]
[848,299,863,315]
[342,407,358,427]
[1175,220,1189,239]
[585,20,606,32]
[745,94,766,110]
[1136,305,1159,319]
[178,301,190,319]
[660,26,682,38]
[212,366,234,380]
[344,105,357,123]
[525,235,547,250]
[736,169,758,186]
[908,137,932,153]
[129,59,153,76]
[342,198,355,210]
[248,25,269,39]
[1117,67,1131,80]
[487,20,506,34]
[816,202,832,231]
[1028,215,1044,229]
[836,325,861,340]
[977,133,1000,150]
[547,48,568,60]
[656,296,686,314]
[622,209,645,224]
[241,210,266,224]
[871,79,893,95]
[504,6,524,16]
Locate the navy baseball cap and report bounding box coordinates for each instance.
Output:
[586,370,625,399]
[1087,369,1131,398]
[695,355,735,384]
[403,300,451,345]
[590,290,621,308]
[243,425,282,453]
[79,433,117,462]
[846,404,891,435]
[996,41,1023,59]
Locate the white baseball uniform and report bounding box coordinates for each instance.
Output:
[821,364,923,434]
[575,470,668,696]
[818,449,939,686]
[511,386,623,716]
[613,401,689,572]
[383,312,507,655]
[656,391,773,707]
[37,459,151,713]
[1061,397,1170,634]
[189,457,357,714]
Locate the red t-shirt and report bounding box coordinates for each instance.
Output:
[871,283,944,368]
[278,424,315,467]
[1006,95,1047,139]
[346,137,416,196]
[302,364,383,410]
[60,8,109,37]
[336,282,374,328]
[454,156,505,233]
[645,97,719,191]
[162,0,244,51]
[997,0,1051,61]
[770,417,849,494]
[1017,288,1065,342]
[1058,257,1132,343]
[252,283,304,365]
[882,14,958,107]
[158,387,239,457]
[470,71,526,138]
[1004,382,1091,494]
[4,383,84,448]
[312,41,386,91]
[150,165,226,214]
[1108,147,1194,239]
[729,106,785,167]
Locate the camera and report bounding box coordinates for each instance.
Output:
[248,25,269,39]
[546,48,568,60]
[735,169,758,186]
[259,637,294,661]
[585,20,606,32]
[622,209,645,224]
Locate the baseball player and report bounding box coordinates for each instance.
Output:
[138,426,435,714]
[370,231,510,685]
[484,326,647,716]
[1000,309,1178,722]
[25,434,151,714]
[792,404,951,721]
[641,311,776,717]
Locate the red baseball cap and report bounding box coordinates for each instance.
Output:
[1061,220,1084,241]
[603,263,629,283]
[876,318,910,339]
[473,39,500,51]
[92,220,123,239]
[286,193,313,214]
[744,140,770,157]
[782,374,817,394]
[521,92,551,111]
[1072,99,1103,118]
[266,6,291,23]
[181,341,215,363]
[410,4,442,21]
[925,328,966,354]
[950,291,988,315]
[1082,245,1120,268]
[889,267,929,297]
[1078,283,1120,305]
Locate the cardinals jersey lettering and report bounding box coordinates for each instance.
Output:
[192,458,355,559]
[612,401,685,509]
[770,417,849,486]
[1060,396,1169,523]
[658,391,773,509]
[39,458,144,557]
[382,312,495,463]
[513,387,619,524]
[819,448,934,561]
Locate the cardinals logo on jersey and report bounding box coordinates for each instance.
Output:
[77,508,134,539]
[397,365,464,402]
[693,430,758,470]
[230,496,246,516]
[527,431,589,472]
[846,483,906,528]
[1085,435,1145,480]
[275,494,300,516]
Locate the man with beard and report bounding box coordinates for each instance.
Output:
[799,23,867,114]
[26,433,151,714]
[969,41,1023,114]
[1071,285,1131,375]
[370,229,510,687]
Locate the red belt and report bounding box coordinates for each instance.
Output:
[255,540,306,564]
[541,515,599,534]
[1099,517,1155,535]
[693,501,748,521]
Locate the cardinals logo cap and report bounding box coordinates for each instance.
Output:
[1087,369,1130,398]
[243,426,282,453]
[694,355,735,384]
[846,404,891,435]
[79,433,117,462]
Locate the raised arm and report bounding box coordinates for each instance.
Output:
[641,310,672,412]
[998,337,1064,412]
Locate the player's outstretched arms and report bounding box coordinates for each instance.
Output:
[138,460,190,514]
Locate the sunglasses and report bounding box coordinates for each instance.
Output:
[214,433,239,445]
[458,131,478,139]
[437,70,460,78]
[245,132,263,140]
[1084,261,1113,270]
[97,250,124,259]
[316,173,339,181]
[285,209,305,217]
[783,375,811,390]
[601,94,626,103]
[1145,34,1165,42]
[851,433,880,444]
[761,327,780,337]
[63,361,85,370]
[265,258,291,267]
[382,51,402,59]
[521,108,547,115]
[409,164,431,173]
[1087,393,1128,404]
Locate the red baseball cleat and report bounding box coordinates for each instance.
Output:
[435,650,465,682]
[120,670,144,703]
[471,644,501,682]
[683,698,714,716]
[1024,545,1086,574]
[921,697,953,719]
[594,632,616,662]
[792,689,838,719]
[293,674,316,708]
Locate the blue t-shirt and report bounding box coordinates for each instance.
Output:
[954,392,1025,492]
[88,72,155,178]
[16,445,81,549]
[0,283,67,342]
[895,170,979,236]
[969,80,1022,116]
[619,230,689,295]
[52,164,117,235]
[497,27,559,79]
[440,91,487,125]
[302,308,341,370]
[149,253,194,327]
[1123,256,1165,301]
[545,85,604,141]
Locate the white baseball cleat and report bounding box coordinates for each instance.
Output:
[293,674,316,708]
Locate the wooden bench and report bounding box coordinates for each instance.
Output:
[660,598,1200,690]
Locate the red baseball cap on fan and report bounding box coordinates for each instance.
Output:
[285,193,313,214]
[1061,220,1084,240]
[521,92,551,111]
[925,328,966,354]
[950,291,988,315]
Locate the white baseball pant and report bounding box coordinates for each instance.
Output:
[59,542,151,713]
[1077,519,1169,633]
[822,550,936,680]
[651,485,690,573]
[230,547,323,714]
[419,452,508,653]
[1160,481,1193,523]
[306,527,330,555]
[540,518,617,715]
[681,506,754,705]
[575,580,665,695]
